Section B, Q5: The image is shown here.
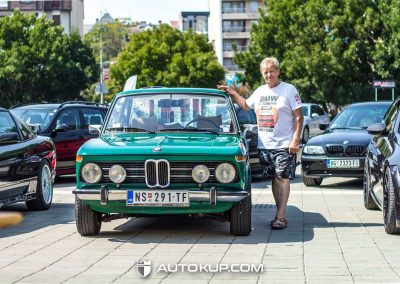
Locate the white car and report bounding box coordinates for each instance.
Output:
[301,103,330,143]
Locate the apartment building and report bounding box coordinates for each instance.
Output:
[0,0,84,35]
[208,0,264,77]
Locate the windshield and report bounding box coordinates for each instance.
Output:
[11,107,56,130]
[104,93,236,134]
[330,104,390,130]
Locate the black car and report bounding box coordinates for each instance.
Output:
[301,101,391,186]
[364,99,400,234]
[11,102,108,176]
[216,104,263,178]
[0,108,56,210]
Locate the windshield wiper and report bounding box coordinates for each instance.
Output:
[180,127,220,135]
[105,127,155,134]
[330,127,363,130]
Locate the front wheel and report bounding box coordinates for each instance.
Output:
[383,168,400,234]
[302,172,323,187]
[26,160,53,210]
[230,181,252,236]
[302,127,309,144]
[363,162,378,210]
[75,197,102,236]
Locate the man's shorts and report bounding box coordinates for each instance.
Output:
[258,148,296,180]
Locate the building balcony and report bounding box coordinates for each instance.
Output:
[222,11,259,20]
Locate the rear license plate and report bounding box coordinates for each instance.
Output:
[326,159,359,168]
[126,190,189,207]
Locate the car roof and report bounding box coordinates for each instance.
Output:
[12,102,107,110]
[117,87,229,98]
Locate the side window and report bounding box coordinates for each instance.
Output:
[383,103,398,133]
[316,106,325,116]
[236,109,257,125]
[310,105,319,116]
[56,109,81,131]
[81,108,105,129]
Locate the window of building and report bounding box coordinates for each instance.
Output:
[250,1,259,12]
[52,15,60,25]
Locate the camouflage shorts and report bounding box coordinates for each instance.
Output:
[258,148,296,180]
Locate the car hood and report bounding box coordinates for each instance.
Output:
[307,129,372,145]
[78,134,243,156]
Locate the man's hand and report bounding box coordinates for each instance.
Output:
[288,140,300,154]
[217,85,232,94]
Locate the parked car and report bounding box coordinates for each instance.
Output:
[0,108,56,210]
[73,88,252,236]
[11,102,108,176]
[364,99,400,234]
[301,103,331,144]
[216,104,263,179]
[301,101,391,186]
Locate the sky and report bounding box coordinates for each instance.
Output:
[84,0,209,25]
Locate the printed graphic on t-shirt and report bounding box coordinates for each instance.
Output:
[257,95,278,132]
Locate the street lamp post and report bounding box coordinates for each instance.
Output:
[99,13,104,104]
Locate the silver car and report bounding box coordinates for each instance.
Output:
[301,103,330,143]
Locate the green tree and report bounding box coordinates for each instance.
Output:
[0,10,98,107]
[108,24,225,98]
[84,20,128,64]
[235,0,381,105]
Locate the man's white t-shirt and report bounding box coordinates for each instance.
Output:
[246,82,302,149]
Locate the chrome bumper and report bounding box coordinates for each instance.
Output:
[73,186,249,206]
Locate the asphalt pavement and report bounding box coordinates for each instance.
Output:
[0,172,399,284]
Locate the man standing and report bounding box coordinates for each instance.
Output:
[218,57,303,229]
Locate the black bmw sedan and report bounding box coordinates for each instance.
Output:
[0,108,56,210]
[301,101,391,186]
[364,98,400,234]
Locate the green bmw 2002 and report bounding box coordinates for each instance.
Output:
[73,88,252,236]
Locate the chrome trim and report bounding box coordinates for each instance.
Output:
[73,189,249,203]
[145,159,170,188]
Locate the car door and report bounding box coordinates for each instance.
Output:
[0,111,34,202]
[51,108,83,172]
[370,102,399,205]
[314,105,330,136]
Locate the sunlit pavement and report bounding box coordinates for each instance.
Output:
[0,171,399,284]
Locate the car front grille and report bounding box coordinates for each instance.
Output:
[326,145,365,157]
[92,161,239,185]
[326,145,343,156]
[145,159,170,188]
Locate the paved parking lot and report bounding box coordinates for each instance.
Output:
[1,173,399,284]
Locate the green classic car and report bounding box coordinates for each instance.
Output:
[73,88,252,236]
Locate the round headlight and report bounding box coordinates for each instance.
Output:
[81,163,102,184]
[109,165,127,184]
[192,165,210,183]
[215,163,236,183]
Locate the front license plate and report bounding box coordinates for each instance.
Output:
[126,190,189,207]
[326,159,360,168]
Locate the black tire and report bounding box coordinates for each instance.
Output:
[302,172,323,187]
[26,160,53,210]
[383,168,400,234]
[230,181,252,236]
[363,162,379,210]
[302,127,309,144]
[75,197,102,236]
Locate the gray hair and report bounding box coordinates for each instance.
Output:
[260,57,280,72]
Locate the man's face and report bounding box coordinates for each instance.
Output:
[261,62,280,88]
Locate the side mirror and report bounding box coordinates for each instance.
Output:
[0,132,19,145]
[29,124,42,134]
[54,124,69,132]
[367,123,386,136]
[311,113,319,118]
[319,123,329,130]
[89,124,101,135]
